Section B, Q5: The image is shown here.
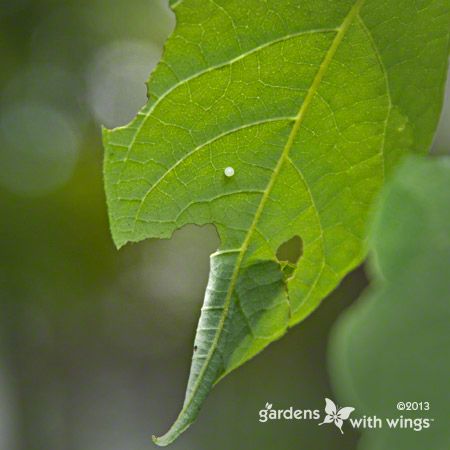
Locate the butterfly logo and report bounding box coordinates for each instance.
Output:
[318,398,355,434]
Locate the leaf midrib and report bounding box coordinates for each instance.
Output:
[155,0,366,443]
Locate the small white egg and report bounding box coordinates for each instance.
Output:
[224,166,235,178]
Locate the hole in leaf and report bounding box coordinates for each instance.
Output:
[276,235,303,265]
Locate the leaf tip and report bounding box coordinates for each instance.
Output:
[152,434,166,447]
[113,237,127,251]
[151,430,179,447]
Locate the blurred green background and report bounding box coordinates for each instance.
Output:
[0,1,448,449]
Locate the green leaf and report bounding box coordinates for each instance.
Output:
[329,156,450,450]
[102,0,449,445]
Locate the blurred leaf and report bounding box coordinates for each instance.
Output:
[102,0,449,445]
[329,156,450,450]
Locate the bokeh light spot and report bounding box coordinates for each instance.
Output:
[0,102,80,196]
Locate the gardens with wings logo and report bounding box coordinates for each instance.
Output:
[258,397,434,433]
